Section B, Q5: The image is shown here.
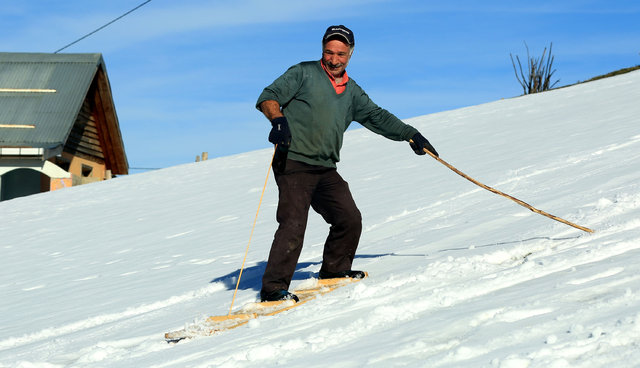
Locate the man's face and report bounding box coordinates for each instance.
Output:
[322,39,352,78]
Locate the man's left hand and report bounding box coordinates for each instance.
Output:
[268,117,292,148]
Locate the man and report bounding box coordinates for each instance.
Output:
[256,25,438,302]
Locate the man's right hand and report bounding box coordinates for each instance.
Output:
[268,116,292,148]
[409,132,438,157]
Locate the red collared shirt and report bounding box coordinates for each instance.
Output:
[321,60,349,94]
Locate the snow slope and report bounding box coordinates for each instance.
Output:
[1,70,640,368]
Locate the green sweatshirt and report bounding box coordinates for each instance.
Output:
[256,60,418,168]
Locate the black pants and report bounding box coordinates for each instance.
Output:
[261,159,362,293]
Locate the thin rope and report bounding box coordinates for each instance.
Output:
[228,147,277,314]
[54,0,153,53]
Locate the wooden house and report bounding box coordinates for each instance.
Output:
[0,52,128,201]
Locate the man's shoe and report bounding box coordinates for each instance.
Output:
[318,270,366,280]
[260,289,299,303]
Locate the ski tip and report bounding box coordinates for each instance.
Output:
[165,332,190,344]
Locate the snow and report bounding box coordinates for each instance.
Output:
[2,70,640,367]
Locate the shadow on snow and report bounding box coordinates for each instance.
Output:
[209,253,423,292]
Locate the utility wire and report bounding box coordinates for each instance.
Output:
[54,0,153,53]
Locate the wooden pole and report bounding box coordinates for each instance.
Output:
[412,141,594,233]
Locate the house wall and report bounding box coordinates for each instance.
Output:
[0,152,109,201]
[0,158,69,201]
[49,176,72,191]
[66,151,106,180]
[0,168,49,201]
[48,151,107,191]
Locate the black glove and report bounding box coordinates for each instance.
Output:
[268,116,292,148]
[409,132,438,157]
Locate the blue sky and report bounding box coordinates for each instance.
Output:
[1,0,639,171]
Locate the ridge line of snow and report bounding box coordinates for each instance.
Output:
[0,282,226,351]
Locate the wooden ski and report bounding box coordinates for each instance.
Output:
[165,273,367,343]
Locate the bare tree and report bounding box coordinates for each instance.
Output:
[510,42,560,94]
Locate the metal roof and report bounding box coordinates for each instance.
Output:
[0,52,103,149]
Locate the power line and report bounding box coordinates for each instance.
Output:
[54,0,153,53]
